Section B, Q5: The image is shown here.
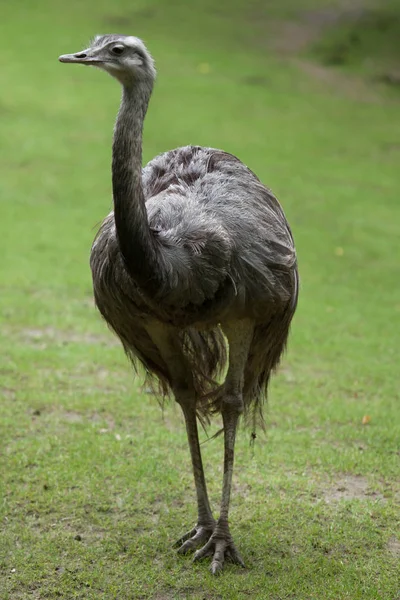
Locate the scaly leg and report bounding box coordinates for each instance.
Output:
[174,399,216,553]
[194,319,254,574]
[145,322,215,553]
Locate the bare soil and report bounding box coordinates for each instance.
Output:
[324,475,385,502]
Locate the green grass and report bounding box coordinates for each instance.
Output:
[310,8,400,81]
[1,0,399,598]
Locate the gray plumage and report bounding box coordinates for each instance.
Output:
[59,34,298,574]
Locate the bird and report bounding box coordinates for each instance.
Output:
[59,34,298,575]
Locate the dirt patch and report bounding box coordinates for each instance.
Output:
[139,592,210,600]
[62,410,85,423]
[57,409,116,430]
[270,6,366,55]
[232,481,252,499]
[150,593,223,600]
[387,536,400,557]
[271,20,320,55]
[295,58,379,102]
[1,387,16,400]
[12,326,118,348]
[311,9,400,66]
[324,475,385,503]
[269,5,400,98]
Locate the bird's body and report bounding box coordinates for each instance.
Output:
[91,144,297,418]
[60,35,298,574]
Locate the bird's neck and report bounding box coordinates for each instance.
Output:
[112,82,162,295]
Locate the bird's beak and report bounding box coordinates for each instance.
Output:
[59,50,101,65]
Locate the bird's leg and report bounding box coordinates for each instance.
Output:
[144,322,215,552]
[174,397,216,553]
[194,319,254,574]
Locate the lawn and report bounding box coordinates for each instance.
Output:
[1,0,399,598]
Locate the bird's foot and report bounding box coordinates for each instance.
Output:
[193,521,245,575]
[174,521,216,554]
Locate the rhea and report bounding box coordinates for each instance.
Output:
[59,34,298,574]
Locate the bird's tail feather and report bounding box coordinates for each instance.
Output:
[122,282,296,431]
[122,325,227,425]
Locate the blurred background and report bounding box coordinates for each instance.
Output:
[1,0,399,598]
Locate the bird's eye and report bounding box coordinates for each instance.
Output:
[111,46,125,55]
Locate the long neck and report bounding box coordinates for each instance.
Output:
[112,82,162,296]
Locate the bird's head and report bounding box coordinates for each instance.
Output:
[59,34,156,86]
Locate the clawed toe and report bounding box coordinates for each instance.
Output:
[173,526,197,549]
[175,523,215,554]
[226,544,246,567]
[193,529,245,574]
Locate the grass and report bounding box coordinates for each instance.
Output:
[310,7,400,81]
[1,0,399,598]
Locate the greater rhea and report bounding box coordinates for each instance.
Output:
[59,34,298,574]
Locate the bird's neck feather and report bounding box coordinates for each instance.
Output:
[112,82,162,295]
